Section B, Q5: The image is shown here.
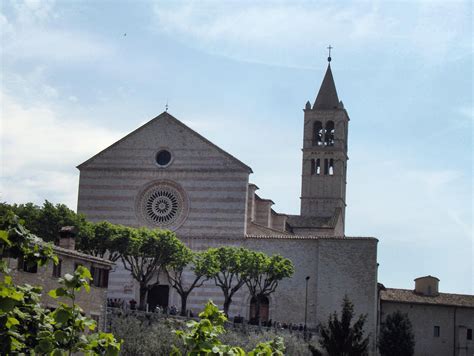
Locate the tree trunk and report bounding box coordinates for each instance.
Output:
[223,295,232,316]
[139,283,148,310]
[180,292,188,316]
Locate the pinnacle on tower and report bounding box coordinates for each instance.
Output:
[313,64,340,110]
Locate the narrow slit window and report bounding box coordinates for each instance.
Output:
[329,159,334,175]
[311,159,315,175]
[324,159,329,175]
[434,326,440,337]
[467,329,472,340]
[316,159,321,175]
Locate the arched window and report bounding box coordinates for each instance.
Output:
[325,121,335,146]
[313,121,323,146]
[249,295,269,324]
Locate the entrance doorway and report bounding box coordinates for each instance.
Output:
[147,285,169,310]
[249,295,269,324]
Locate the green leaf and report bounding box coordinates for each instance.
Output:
[6,316,20,328]
[0,230,10,245]
[53,309,70,324]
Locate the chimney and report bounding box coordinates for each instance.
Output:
[414,275,439,296]
[59,226,76,250]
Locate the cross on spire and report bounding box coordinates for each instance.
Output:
[165,100,169,112]
[327,45,333,62]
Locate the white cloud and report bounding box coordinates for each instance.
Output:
[347,150,471,243]
[151,1,470,67]
[12,0,57,24]
[0,91,124,209]
[3,27,115,63]
[1,0,115,64]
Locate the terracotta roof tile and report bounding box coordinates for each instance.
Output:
[245,234,377,241]
[381,288,474,308]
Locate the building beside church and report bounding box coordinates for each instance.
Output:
[380,276,474,356]
[6,227,113,330]
[77,60,379,353]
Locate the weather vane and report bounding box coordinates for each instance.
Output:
[327,45,333,62]
[165,99,169,112]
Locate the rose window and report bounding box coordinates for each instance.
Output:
[136,181,188,229]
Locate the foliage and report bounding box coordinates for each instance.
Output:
[110,310,317,356]
[80,221,131,262]
[46,265,122,354]
[0,201,90,245]
[172,300,285,356]
[204,247,248,315]
[241,251,294,324]
[120,227,185,309]
[220,328,316,355]
[110,314,185,356]
[0,209,58,274]
[0,209,122,355]
[248,337,285,356]
[172,301,246,355]
[378,311,415,356]
[167,245,218,316]
[318,296,369,356]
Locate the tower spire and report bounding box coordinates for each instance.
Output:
[313,47,339,110]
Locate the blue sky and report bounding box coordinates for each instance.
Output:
[1,0,472,294]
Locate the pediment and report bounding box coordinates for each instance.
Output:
[77,112,252,173]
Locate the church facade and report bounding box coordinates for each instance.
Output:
[77,63,379,352]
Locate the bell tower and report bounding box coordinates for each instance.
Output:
[300,52,349,232]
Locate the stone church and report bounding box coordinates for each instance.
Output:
[77,61,379,352]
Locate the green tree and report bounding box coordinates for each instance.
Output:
[0,201,89,244]
[318,296,369,356]
[78,221,129,262]
[166,246,218,316]
[120,227,184,309]
[241,251,294,325]
[205,247,248,315]
[378,311,415,356]
[0,210,122,355]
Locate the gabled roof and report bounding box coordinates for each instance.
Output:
[313,64,340,110]
[77,111,252,173]
[381,288,474,308]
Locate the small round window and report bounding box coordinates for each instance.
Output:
[156,150,172,167]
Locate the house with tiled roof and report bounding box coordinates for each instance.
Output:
[380,275,474,356]
[7,227,114,330]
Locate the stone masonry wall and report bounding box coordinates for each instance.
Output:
[6,255,110,330]
[381,302,474,356]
